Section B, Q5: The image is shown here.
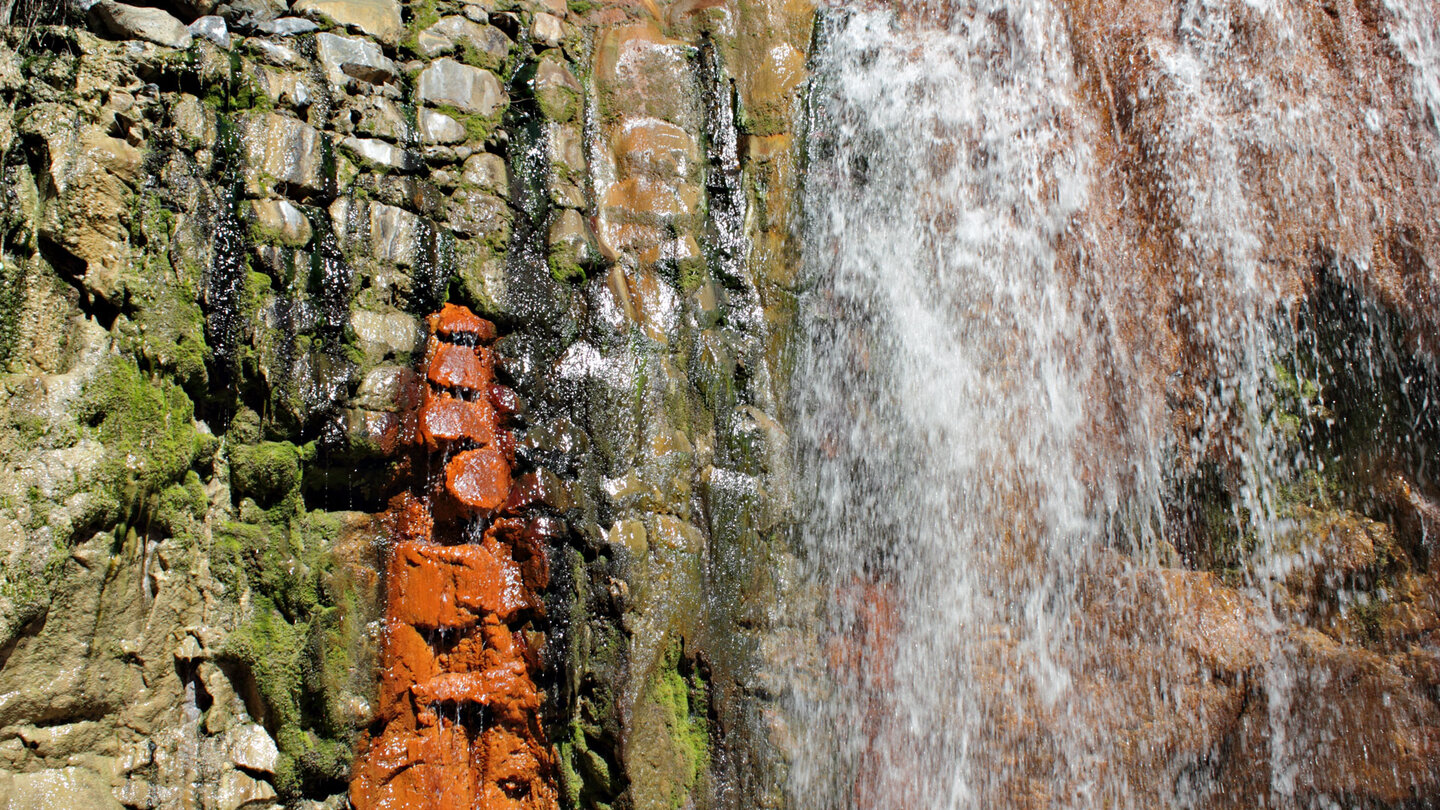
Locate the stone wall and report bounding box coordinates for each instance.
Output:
[0,0,812,807]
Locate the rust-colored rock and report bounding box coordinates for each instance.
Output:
[447,447,513,514]
[431,302,499,342]
[428,339,496,391]
[353,304,556,810]
[419,388,499,450]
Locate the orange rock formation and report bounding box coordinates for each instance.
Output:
[352,304,557,810]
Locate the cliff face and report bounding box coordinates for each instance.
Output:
[0,0,1435,809]
[0,0,807,807]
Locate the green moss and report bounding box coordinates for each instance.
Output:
[434,103,506,145]
[547,251,588,284]
[120,196,211,388]
[401,0,443,57]
[75,356,206,527]
[647,643,710,808]
[229,441,302,506]
[216,506,362,800]
[155,470,209,537]
[225,596,304,724]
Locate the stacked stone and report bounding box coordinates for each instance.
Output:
[352,303,556,809]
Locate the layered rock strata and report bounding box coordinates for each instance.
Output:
[352,303,556,809]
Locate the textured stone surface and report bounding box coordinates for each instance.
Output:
[315,32,398,87]
[239,111,329,197]
[352,305,553,810]
[91,1,192,48]
[292,0,403,45]
[245,198,312,247]
[417,108,466,145]
[417,58,504,117]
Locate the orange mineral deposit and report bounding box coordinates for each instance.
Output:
[352,305,557,810]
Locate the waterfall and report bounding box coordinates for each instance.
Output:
[786,0,1440,807]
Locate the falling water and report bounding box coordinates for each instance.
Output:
[786,0,1439,807]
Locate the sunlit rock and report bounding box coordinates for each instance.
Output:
[90,1,192,49]
[239,111,329,198]
[416,58,505,118]
[292,0,403,45]
[315,31,398,87]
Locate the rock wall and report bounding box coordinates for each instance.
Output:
[0,0,810,807]
[0,0,1434,808]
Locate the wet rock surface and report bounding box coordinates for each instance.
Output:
[0,3,804,805]
[3,0,1433,809]
[351,303,555,810]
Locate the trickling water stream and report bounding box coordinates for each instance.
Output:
[788,1,1440,807]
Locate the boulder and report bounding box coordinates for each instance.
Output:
[351,310,424,361]
[188,15,230,48]
[215,768,277,810]
[530,11,563,49]
[257,17,321,35]
[418,109,467,145]
[339,96,412,142]
[415,17,512,71]
[341,136,421,173]
[227,723,280,774]
[447,189,509,240]
[534,53,582,121]
[245,198,313,247]
[315,32,399,87]
[239,112,329,198]
[90,1,193,49]
[366,202,427,269]
[547,208,601,281]
[417,59,504,118]
[460,152,509,196]
[292,0,404,45]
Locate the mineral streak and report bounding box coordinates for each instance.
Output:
[352,304,556,810]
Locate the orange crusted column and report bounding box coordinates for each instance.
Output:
[352,305,558,810]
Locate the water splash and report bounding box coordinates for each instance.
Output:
[785,0,1439,806]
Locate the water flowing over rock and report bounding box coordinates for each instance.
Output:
[787,2,1440,808]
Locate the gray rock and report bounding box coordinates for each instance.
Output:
[188,15,230,48]
[249,38,304,67]
[315,31,398,87]
[91,1,193,48]
[258,17,321,36]
[534,54,582,121]
[547,208,600,280]
[417,58,504,117]
[530,11,563,49]
[350,311,423,361]
[338,96,412,142]
[351,366,419,411]
[415,17,511,71]
[215,0,287,24]
[446,188,509,239]
[171,94,217,147]
[418,109,467,145]
[460,151,509,195]
[549,123,586,177]
[246,198,313,246]
[227,723,279,774]
[240,112,329,197]
[292,0,403,45]
[366,202,426,269]
[341,136,420,173]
